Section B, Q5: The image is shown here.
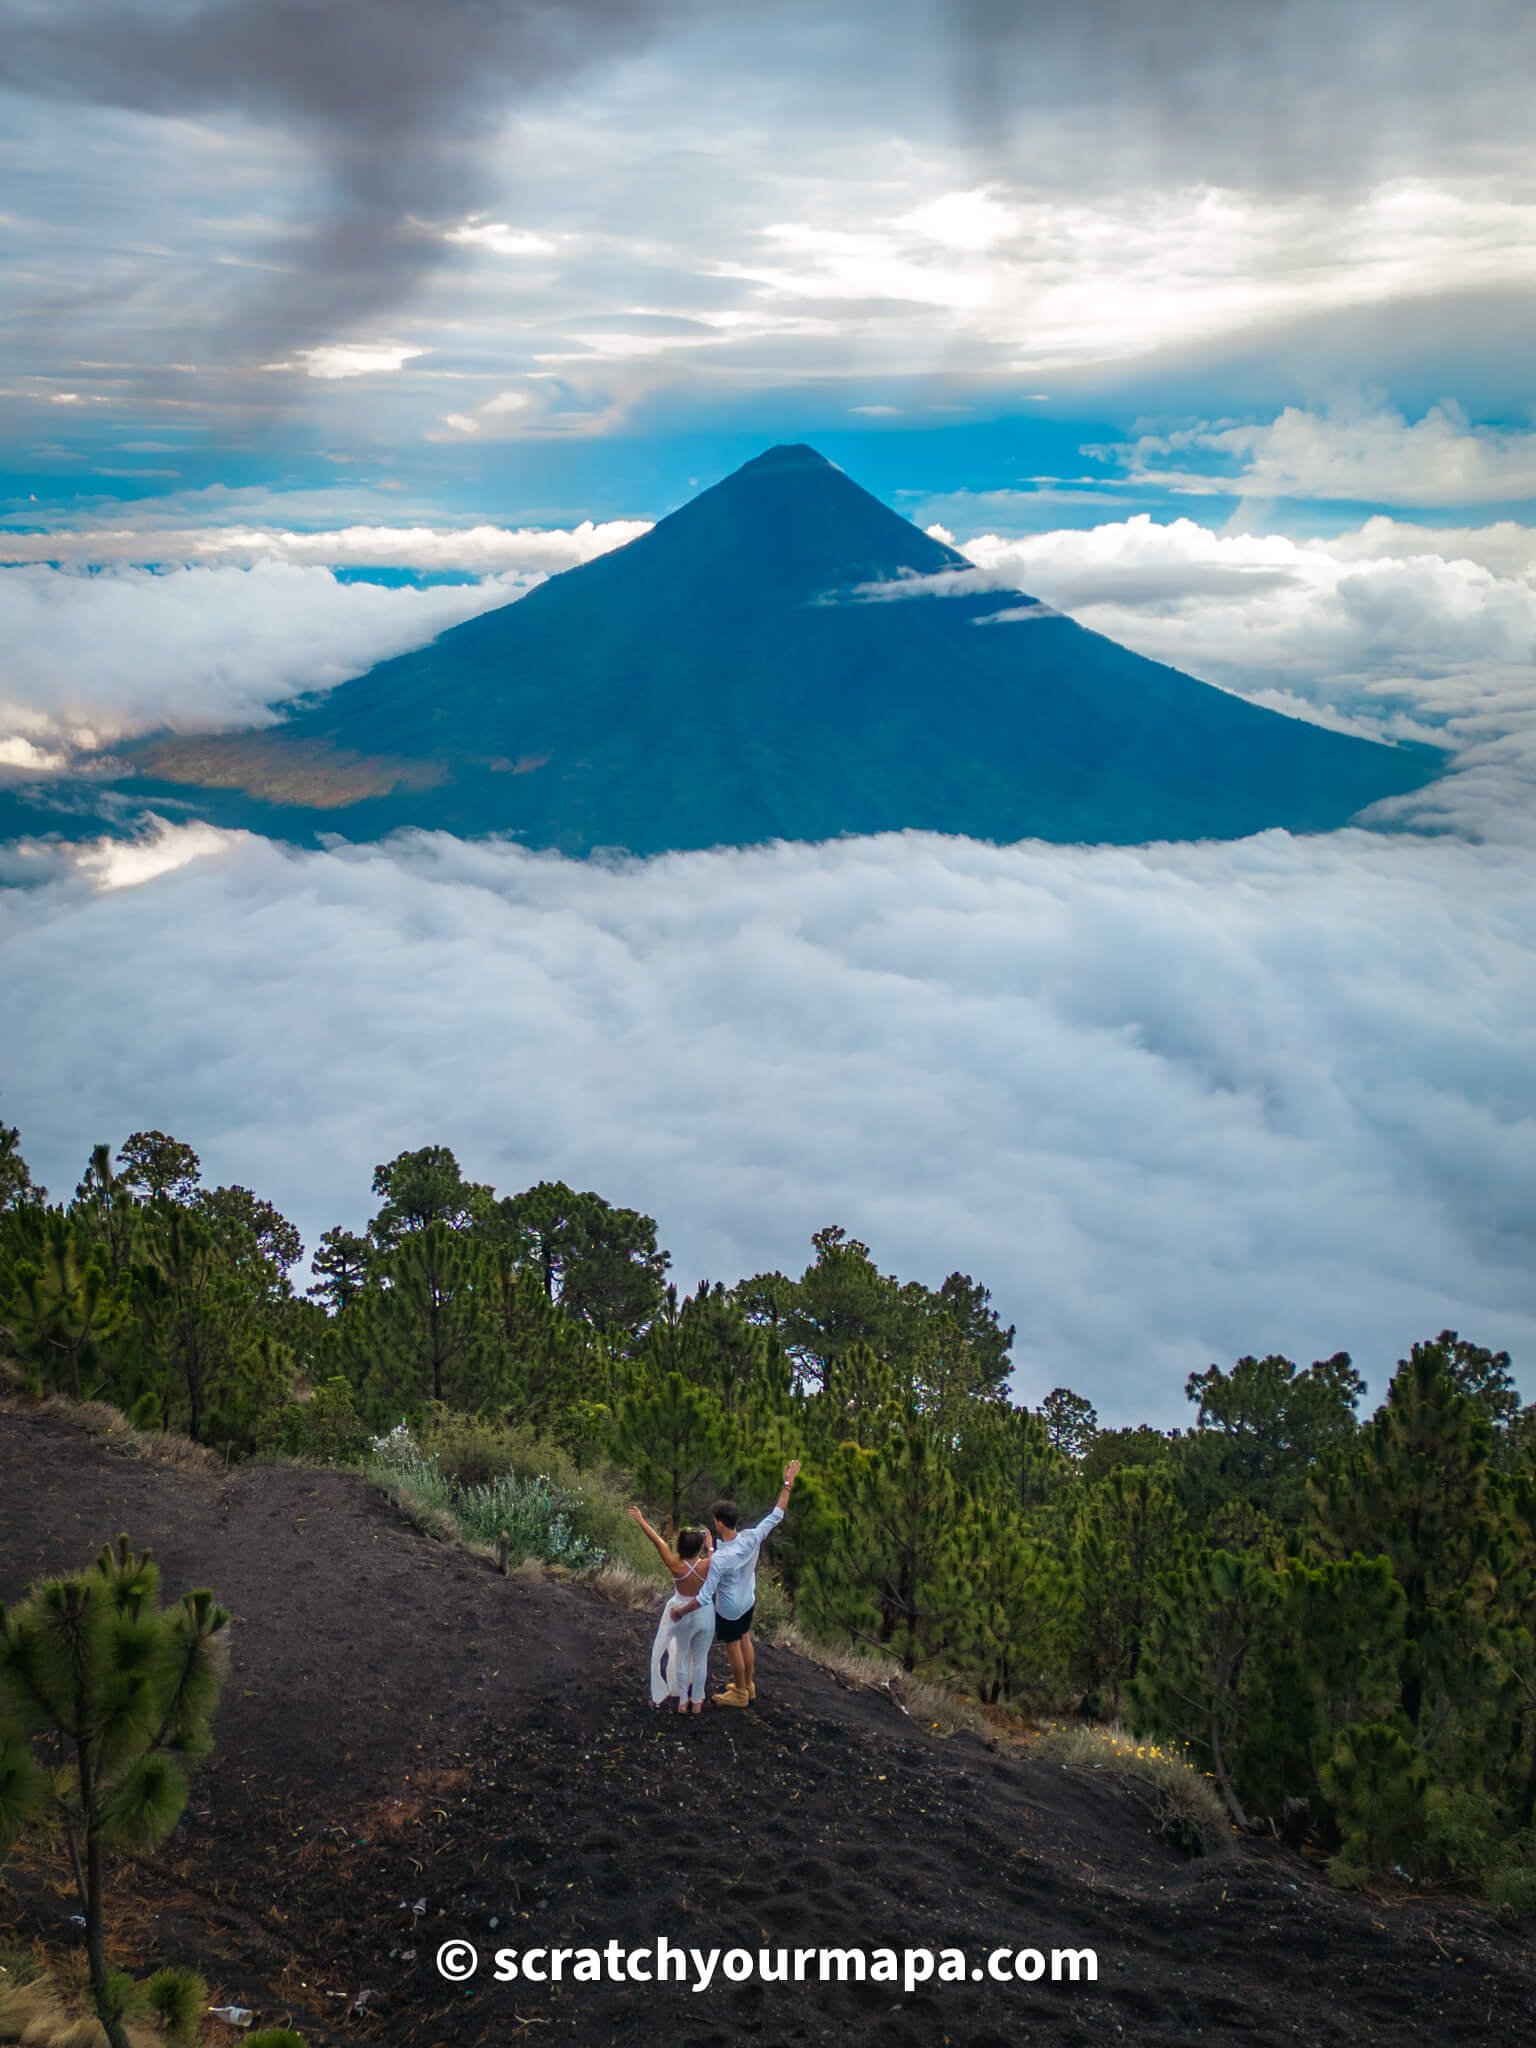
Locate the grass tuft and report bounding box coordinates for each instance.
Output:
[1033,1719,1229,1856]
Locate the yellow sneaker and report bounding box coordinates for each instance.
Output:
[712,1686,750,1708]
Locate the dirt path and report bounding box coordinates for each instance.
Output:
[1,1405,1530,2047]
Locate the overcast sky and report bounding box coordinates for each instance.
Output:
[2,1,1533,1420]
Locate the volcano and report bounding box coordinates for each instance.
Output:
[60,444,1439,852]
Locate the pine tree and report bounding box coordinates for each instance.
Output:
[307,1225,372,1312]
[1481,1473,1536,1826]
[1416,1329,1521,1430]
[74,1142,140,1280]
[953,1401,1067,1514]
[1183,1351,1363,1526]
[0,1117,45,1209]
[1265,1554,1406,1810]
[117,1130,201,1203]
[355,1220,496,1414]
[492,1180,669,1334]
[1072,1464,1188,1707]
[4,1207,125,1399]
[132,1201,274,1444]
[737,1226,903,1396]
[368,1144,491,1249]
[1320,1722,1429,1885]
[0,1537,228,2048]
[1308,1347,1498,1739]
[609,1373,732,1528]
[1039,1386,1098,1462]
[1135,1548,1283,1827]
[799,1427,959,1671]
[951,1503,1073,1704]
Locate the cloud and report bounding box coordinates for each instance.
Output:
[0,515,650,571]
[0,0,695,362]
[705,179,1536,383]
[1109,403,1536,506]
[444,218,558,259]
[0,504,649,755]
[878,514,1536,825]
[0,563,517,752]
[8,5,1536,447]
[278,343,430,380]
[944,1,1536,193]
[2,820,1531,1423]
[9,506,1536,829]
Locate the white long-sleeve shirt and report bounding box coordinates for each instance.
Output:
[693,1504,784,1621]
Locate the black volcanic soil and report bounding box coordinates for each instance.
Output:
[1,1404,1530,2047]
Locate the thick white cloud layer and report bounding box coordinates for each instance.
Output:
[0,563,515,751]
[2,822,1531,1424]
[0,510,645,751]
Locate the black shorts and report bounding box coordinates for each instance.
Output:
[714,1604,755,1644]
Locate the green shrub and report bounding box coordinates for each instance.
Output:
[370,1424,608,1568]
[422,1412,550,1486]
[753,1569,791,1637]
[143,1964,207,2044]
[1320,1721,1428,1886]
[1484,1834,1536,1915]
[255,1377,371,1465]
[1422,1783,1502,1886]
[453,1473,606,1565]
[413,1414,656,1571]
[1423,1791,1536,1907]
[247,2032,307,2048]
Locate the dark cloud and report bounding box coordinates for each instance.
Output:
[944,0,1536,189]
[0,0,694,357]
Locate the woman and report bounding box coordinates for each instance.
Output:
[627,1507,716,1713]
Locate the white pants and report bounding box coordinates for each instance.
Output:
[650,1598,715,1704]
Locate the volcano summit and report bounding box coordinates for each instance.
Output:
[28,445,1438,853]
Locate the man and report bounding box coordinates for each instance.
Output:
[671,1459,801,1708]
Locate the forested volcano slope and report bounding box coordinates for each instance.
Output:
[1,1403,1529,2048]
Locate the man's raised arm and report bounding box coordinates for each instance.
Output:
[753,1458,801,1538]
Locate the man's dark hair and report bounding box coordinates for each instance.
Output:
[712,1499,741,1530]
[677,1528,706,1559]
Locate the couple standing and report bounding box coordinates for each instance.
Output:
[628,1460,802,1711]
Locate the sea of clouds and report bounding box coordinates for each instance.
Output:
[2,511,1533,1422]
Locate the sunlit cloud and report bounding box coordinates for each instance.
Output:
[1109,403,1536,506]
[445,217,558,257]
[274,343,430,380]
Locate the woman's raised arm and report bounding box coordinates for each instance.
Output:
[627,1505,684,1575]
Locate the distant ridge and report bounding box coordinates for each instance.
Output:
[6,444,1439,853]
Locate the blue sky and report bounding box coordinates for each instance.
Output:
[2,1,1534,1418]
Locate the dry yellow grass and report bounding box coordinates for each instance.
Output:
[0,1375,221,1477]
[0,1975,162,2048]
[1032,1719,1229,1854]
